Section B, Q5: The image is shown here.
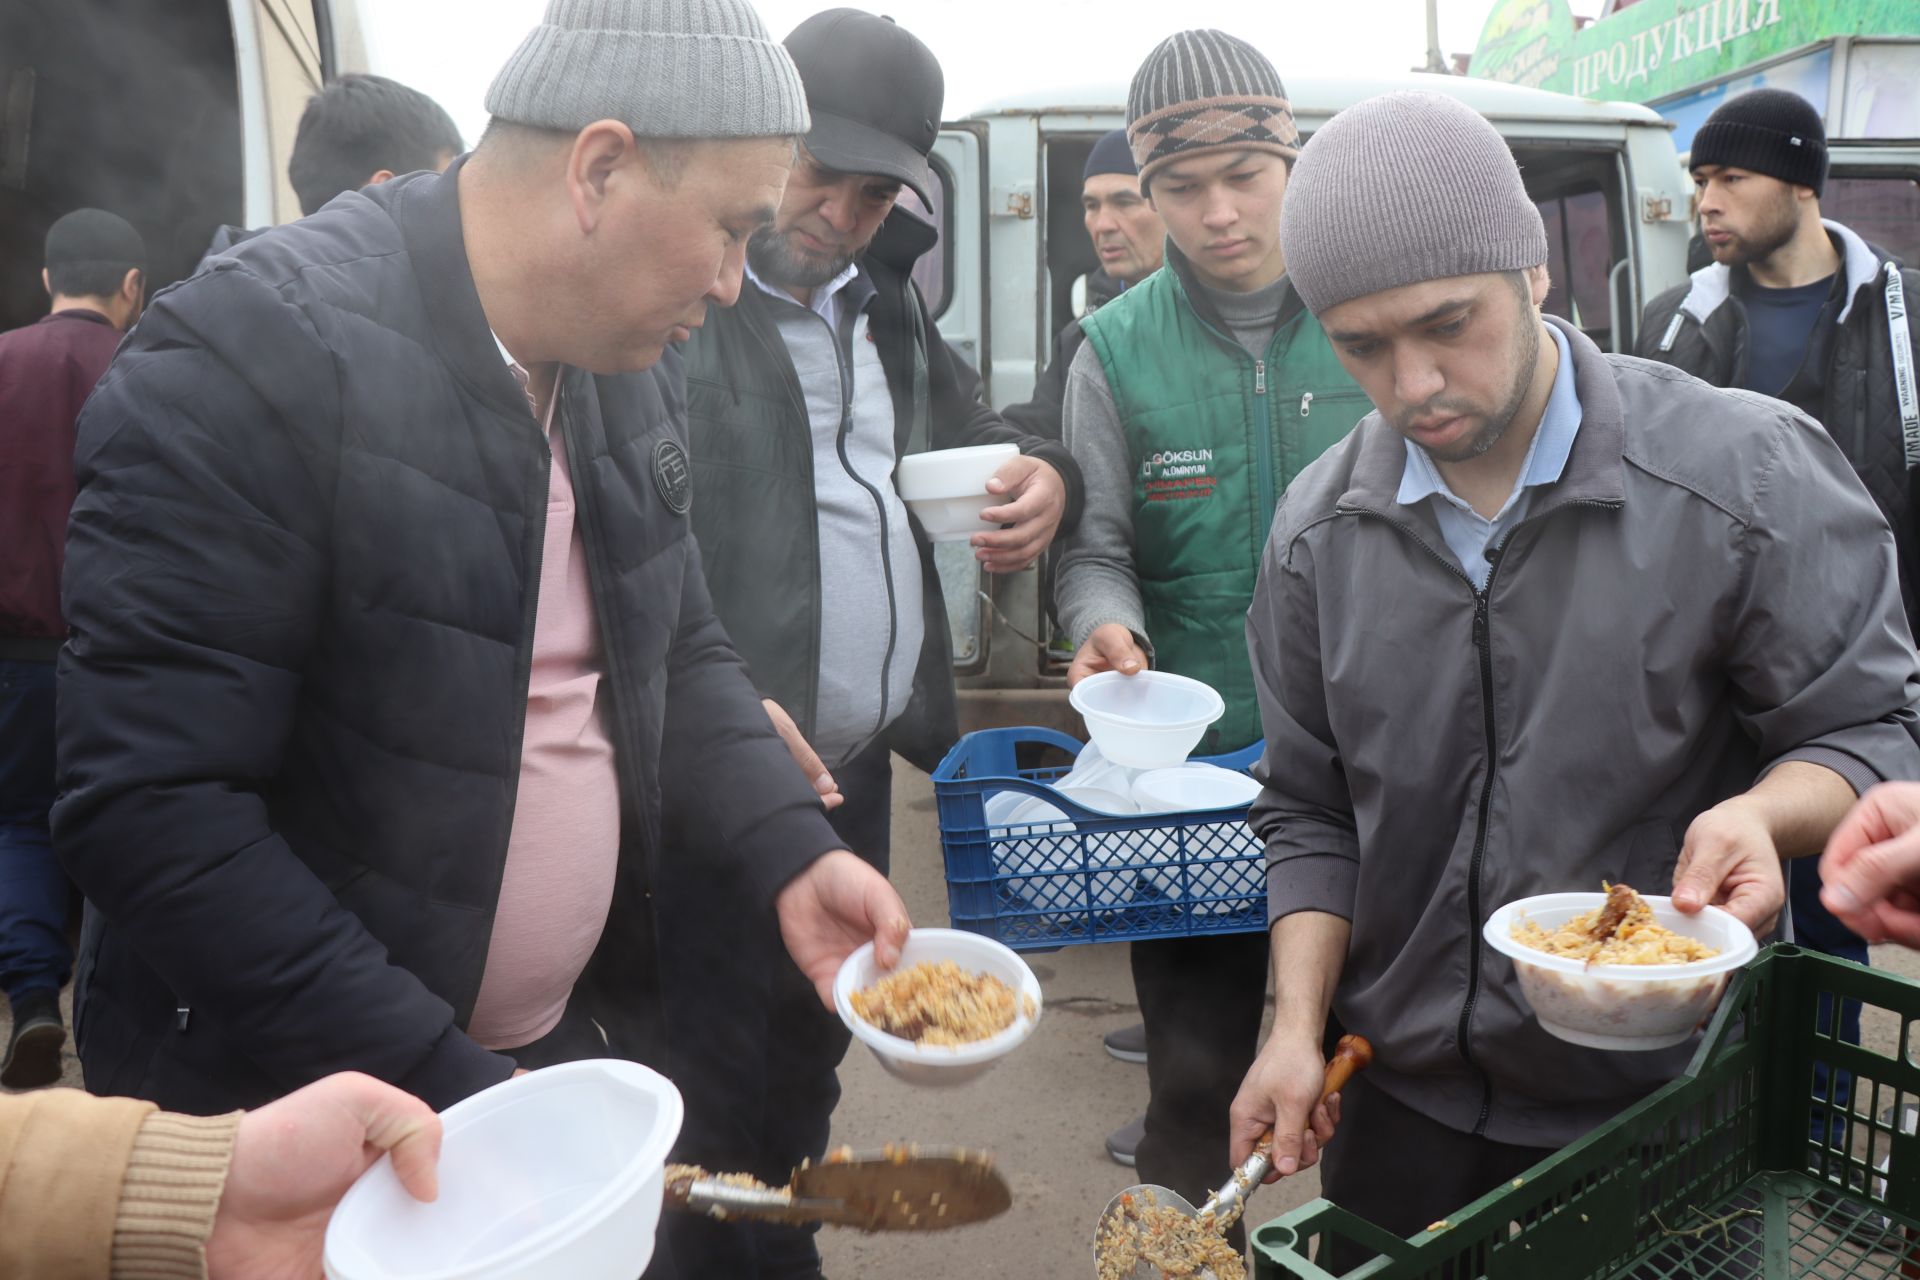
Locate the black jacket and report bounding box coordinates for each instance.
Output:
[1001,269,1126,441]
[680,208,1081,771]
[55,160,841,1114]
[1638,220,1920,634]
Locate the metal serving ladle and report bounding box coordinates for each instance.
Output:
[1093,1035,1373,1278]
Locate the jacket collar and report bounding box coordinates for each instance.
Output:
[1340,315,1625,517]
[864,204,939,275]
[1678,219,1886,327]
[1162,242,1304,338]
[377,155,536,420]
[40,307,114,329]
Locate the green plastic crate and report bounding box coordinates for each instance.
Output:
[1252,946,1920,1279]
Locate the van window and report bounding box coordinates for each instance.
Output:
[1823,173,1920,271]
[1517,146,1631,351]
[899,154,955,320]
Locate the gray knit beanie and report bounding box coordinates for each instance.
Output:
[1281,91,1548,316]
[486,0,809,139]
[1126,30,1297,195]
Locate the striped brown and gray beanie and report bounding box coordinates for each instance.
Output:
[1126,30,1297,195]
[487,0,809,140]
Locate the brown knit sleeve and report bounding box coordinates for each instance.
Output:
[110,1109,241,1280]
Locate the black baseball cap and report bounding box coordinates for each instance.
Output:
[783,9,943,209]
[44,208,146,270]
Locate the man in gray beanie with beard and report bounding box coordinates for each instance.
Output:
[55,12,913,1273]
[1229,90,1920,1263]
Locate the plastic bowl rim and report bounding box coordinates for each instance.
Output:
[833,928,1044,1068]
[325,1058,683,1280]
[1067,670,1227,728]
[1482,892,1760,982]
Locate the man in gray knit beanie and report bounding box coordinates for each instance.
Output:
[49,3,918,1261]
[1233,87,1918,1269]
[467,0,813,374]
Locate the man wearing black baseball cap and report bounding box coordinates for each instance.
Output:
[667,10,1079,1277]
[0,208,145,1087]
[1639,90,1920,1081]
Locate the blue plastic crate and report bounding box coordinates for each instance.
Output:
[932,727,1268,951]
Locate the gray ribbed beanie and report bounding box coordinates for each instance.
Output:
[1126,30,1296,195]
[1281,91,1547,316]
[486,0,809,139]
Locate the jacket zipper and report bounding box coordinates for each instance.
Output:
[818,299,901,749]
[1349,495,1621,1135]
[1462,587,1497,1134]
[1253,357,1276,519]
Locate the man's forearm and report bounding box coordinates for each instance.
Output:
[1737,760,1862,858]
[1268,910,1351,1044]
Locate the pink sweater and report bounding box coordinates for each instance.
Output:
[467,378,622,1050]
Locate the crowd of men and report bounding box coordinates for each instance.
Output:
[2,0,1920,1276]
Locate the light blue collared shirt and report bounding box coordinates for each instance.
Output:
[1395,324,1582,589]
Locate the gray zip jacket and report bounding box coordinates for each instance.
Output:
[1248,318,1920,1148]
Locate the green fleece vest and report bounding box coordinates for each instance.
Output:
[1080,265,1371,753]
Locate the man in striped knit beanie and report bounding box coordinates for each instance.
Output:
[1052,29,1372,1222]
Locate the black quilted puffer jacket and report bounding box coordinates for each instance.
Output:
[54,158,842,1114]
[1638,220,1920,637]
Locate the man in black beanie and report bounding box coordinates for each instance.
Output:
[1639,88,1920,1084]
[1003,128,1166,440]
[1641,88,1920,637]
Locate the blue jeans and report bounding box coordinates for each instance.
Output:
[0,659,71,1000]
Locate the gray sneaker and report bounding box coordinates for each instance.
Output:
[1105,1113,1145,1167]
[1103,1022,1147,1064]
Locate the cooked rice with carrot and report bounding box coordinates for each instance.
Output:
[851,960,1033,1046]
[1512,883,1721,965]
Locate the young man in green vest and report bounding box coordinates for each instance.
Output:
[1052,28,1372,1210]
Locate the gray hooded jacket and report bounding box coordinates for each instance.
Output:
[1248,318,1920,1148]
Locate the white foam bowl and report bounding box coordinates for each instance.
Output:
[323,1060,683,1280]
[896,443,1020,542]
[834,928,1043,1087]
[1068,671,1225,769]
[1131,764,1263,814]
[1483,893,1759,1051]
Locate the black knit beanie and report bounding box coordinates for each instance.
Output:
[1126,29,1295,195]
[1689,88,1828,195]
[1083,128,1137,182]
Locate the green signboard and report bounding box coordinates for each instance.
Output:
[1471,0,1920,101]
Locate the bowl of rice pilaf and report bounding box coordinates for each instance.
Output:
[1483,885,1758,1051]
[834,928,1043,1086]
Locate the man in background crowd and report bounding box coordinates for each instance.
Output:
[0,208,144,1089]
[667,12,1076,1276]
[1002,128,1165,440]
[206,73,463,255]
